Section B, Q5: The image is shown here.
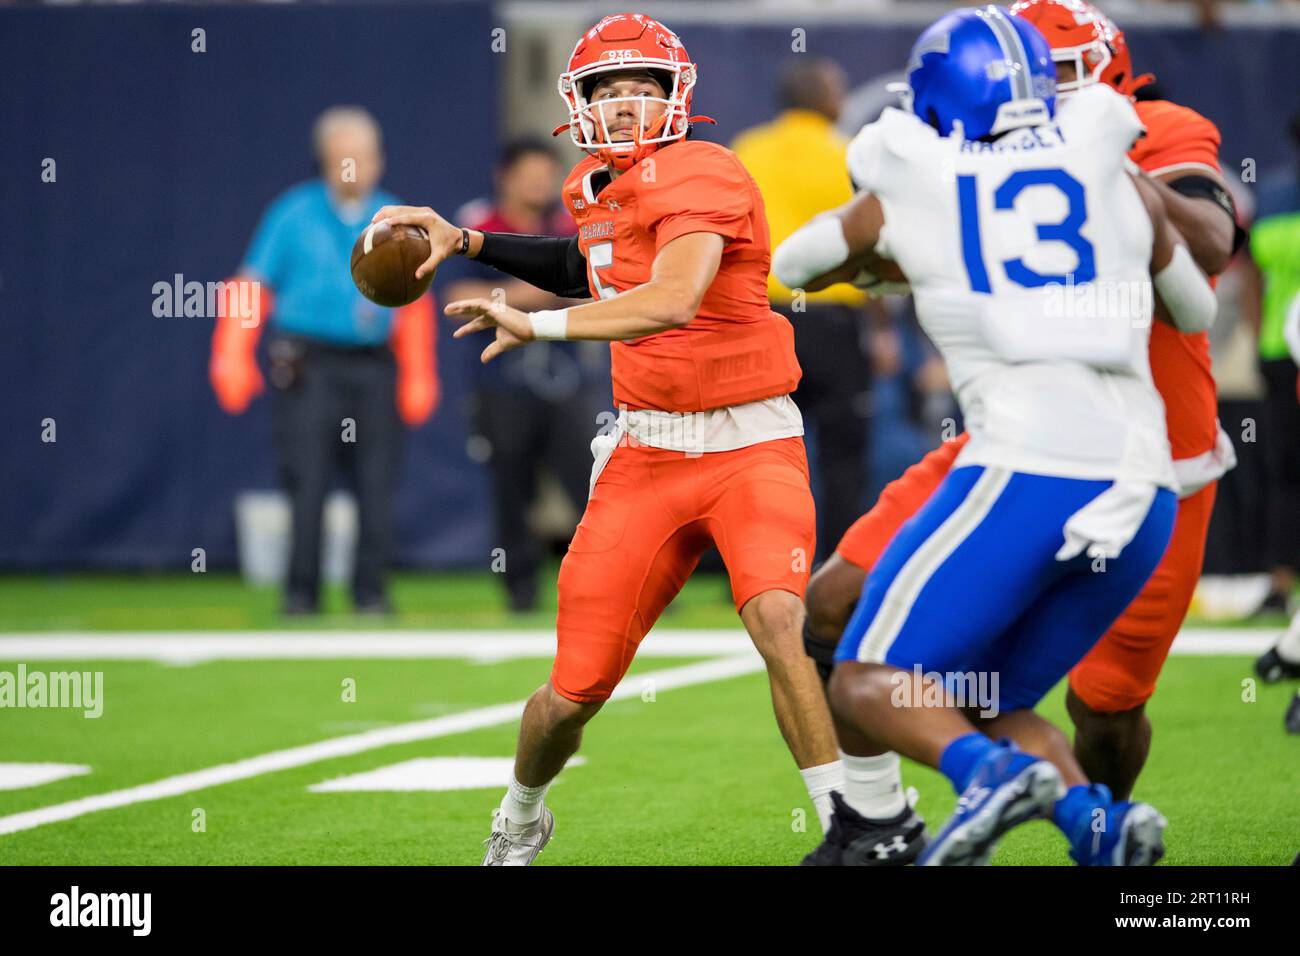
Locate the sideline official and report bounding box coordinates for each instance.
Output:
[210,106,438,615]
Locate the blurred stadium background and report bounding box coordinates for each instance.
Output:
[1,0,1298,865]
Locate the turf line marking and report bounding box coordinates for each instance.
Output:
[1168,629,1275,655]
[0,627,1274,662]
[308,756,588,793]
[0,654,764,837]
[0,764,92,791]
[0,631,754,664]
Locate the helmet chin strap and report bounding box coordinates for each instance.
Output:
[1118,71,1156,97]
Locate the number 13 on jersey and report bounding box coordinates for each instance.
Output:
[957,167,1096,293]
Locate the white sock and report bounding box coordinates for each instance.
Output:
[800,760,844,835]
[1278,612,1300,662]
[841,751,906,820]
[500,775,549,826]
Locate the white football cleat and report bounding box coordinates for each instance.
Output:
[481,807,555,866]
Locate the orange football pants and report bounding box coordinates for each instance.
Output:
[835,437,1216,713]
[835,435,968,572]
[1068,481,1216,712]
[552,435,816,703]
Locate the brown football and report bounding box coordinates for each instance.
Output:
[350,221,434,307]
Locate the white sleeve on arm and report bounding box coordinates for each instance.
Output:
[845,119,887,195]
[1284,289,1300,366]
[1153,244,1217,334]
[1062,85,1145,158]
[771,217,850,290]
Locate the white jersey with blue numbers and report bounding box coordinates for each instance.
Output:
[847,84,1176,491]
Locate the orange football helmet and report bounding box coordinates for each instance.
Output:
[554,12,713,172]
[1010,0,1150,96]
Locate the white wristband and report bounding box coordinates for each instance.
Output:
[1283,288,1300,367]
[528,309,569,341]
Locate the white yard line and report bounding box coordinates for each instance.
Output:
[0,623,1277,836]
[1166,629,1276,655]
[307,756,588,793]
[0,764,91,791]
[0,630,753,664]
[0,654,764,837]
[0,626,1276,662]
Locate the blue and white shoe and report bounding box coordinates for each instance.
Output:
[1070,801,1167,866]
[919,741,1061,866]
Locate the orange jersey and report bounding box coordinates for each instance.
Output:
[561,139,801,413]
[1132,99,1222,460]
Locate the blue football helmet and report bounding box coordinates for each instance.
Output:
[903,4,1057,141]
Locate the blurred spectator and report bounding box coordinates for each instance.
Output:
[1254,111,1300,220]
[1203,178,1269,578]
[1247,110,1300,613]
[209,105,437,616]
[734,58,894,559]
[441,138,608,613]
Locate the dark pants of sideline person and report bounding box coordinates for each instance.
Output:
[1261,358,1300,577]
[271,336,401,613]
[474,386,606,612]
[777,303,872,562]
[1204,399,1270,574]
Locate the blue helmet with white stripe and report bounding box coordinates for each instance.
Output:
[904,5,1056,141]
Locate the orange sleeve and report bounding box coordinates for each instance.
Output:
[391,292,439,427]
[561,155,604,220]
[209,279,270,415]
[835,434,969,571]
[638,144,755,250]
[1130,101,1221,176]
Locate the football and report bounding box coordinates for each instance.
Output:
[350,221,434,307]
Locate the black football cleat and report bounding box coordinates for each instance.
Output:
[1255,646,1300,684]
[1286,691,1300,736]
[802,791,929,866]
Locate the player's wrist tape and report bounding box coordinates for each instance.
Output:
[528,309,569,340]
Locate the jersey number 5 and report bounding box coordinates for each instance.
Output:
[956,168,1096,293]
[587,241,619,300]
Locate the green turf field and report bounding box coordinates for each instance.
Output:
[2,570,1290,632]
[0,570,745,631]
[0,574,1296,865]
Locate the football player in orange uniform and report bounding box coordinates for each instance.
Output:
[802,0,1242,807]
[375,13,844,864]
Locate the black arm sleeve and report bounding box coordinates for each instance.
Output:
[473,232,590,299]
[1167,174,1248,254]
